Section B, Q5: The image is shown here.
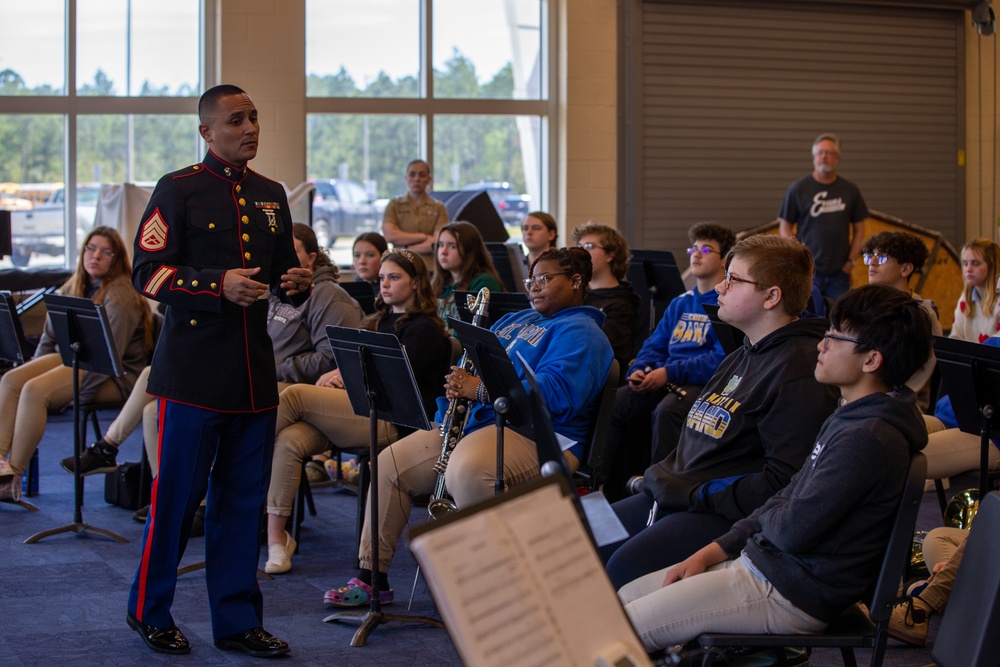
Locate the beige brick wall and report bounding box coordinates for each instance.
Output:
[964,17,1000,243]
[218,0,306,185]
[560,0,619,238]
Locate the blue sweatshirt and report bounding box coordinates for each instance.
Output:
[629,286,724,385]
[435,305,613,459]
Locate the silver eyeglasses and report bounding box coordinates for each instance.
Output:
[523,272,571,291]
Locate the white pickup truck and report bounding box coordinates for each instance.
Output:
[7,186,99,266]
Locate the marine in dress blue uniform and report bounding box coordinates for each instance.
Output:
[126,85,311,657]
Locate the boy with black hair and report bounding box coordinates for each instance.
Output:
[601,222,737,500]
[618,284,932,652]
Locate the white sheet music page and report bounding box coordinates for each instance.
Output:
[409,482,648,667]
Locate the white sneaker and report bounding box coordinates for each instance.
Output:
[264,531,297,574]
[0,458,13,483]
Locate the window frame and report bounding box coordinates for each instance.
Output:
[0,0,210,268]
[304,0,559,221]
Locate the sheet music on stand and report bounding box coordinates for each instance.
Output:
[408,475,651,667]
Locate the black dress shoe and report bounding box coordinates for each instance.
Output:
[126,611,190,654]
[214,627,290,657]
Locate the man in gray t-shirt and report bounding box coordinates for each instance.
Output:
[778,133,868,301]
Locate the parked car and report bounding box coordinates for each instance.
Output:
[497,194,531,225]
[459,181,516,207]
[6,185,99,267]
[310,178,378,248]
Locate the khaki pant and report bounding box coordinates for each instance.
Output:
[358,424,555,572]
[266,384,399,517]
[920,526,967,614]
[0,353,123,473]
[618,556,826,652]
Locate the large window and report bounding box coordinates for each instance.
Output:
[306,0,554,256]
[0,1,201,268]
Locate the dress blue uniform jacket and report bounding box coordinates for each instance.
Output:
[132,150,307,412]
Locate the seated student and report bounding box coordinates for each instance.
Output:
[889,525,967,647]
[601,223,735,500]
[921,274,1000,487]
[602,234,840,589]
[618,284,932,653]
[264,248,452,574]
[268,223,364,388]
[0,227,153,502]
[432,221,504,331]
[322,247,613,607]
[950,238,1000,343]
[862,230,942,412]
[352,231,388,296]
[520,211,558,268]
[63,224,361,479]
[572,220,641,377]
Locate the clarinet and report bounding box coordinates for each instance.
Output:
[427,287,491,519]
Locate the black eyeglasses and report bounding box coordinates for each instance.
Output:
[687,245,720,256]
[577,242,607,251]
[723,271,759,290]
[822,331,864,348]
[523,272,571,291]
[863,253,889,266]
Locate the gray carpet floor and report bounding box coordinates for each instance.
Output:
[0,409,947,666]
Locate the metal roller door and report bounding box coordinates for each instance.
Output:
[624,1,964,256]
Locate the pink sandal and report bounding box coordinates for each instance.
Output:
[323,577,394,607]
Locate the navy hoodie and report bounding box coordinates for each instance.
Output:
[716,388,927,623]
[643,317,840,520]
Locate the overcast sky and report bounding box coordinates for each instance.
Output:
[0,1,538,93]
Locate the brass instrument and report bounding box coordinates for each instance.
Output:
[427,287,490,519]
[944,487,980,530]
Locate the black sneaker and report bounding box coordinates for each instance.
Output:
[60,440,118,476]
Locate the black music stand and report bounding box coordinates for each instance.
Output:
[321,326,444,646]
[341,280,377,315]
[627,250,686,334]
[454,290,529,328]
[25,294,127,544]
[933,336,1000,500]
[450,318,532,496]
[0,291,35,364]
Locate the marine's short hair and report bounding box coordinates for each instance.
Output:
[198,84,247,122]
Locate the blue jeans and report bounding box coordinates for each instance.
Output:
[813,270,852,302]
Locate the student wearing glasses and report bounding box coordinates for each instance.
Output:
[600,223,734,501]
[601,234,839,590]
[572,221,640,376]
[619,285,931,653]
[520,210,558,268]
[861,231,942,412]
[323,247,613,609]
[0,227,153,502]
